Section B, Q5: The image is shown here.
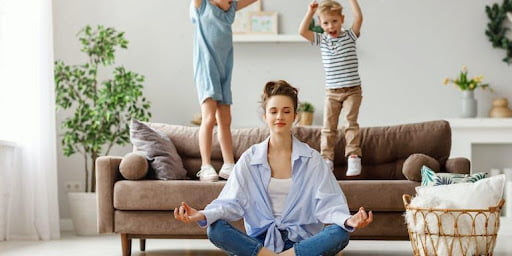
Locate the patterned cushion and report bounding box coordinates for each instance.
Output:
[420,165,487,186]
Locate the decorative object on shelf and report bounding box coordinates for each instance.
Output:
[232,0,261,34]
[309,18,324,33]
[489,98,512,118]
[249,11,278,34]
[443,65,491,118]
[191,112,202,126]
[485,0,512,64]
[298,101,315,126]
[460,90,478,118]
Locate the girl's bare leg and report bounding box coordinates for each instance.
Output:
[216,104,235,164]
[199,99,218,166]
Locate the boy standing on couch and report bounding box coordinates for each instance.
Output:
[299,0,363,176]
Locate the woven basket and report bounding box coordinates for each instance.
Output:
[403,194,505,256]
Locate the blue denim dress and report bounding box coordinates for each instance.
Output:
[190,0,236,105]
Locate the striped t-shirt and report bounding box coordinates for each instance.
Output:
[313,29,361,89]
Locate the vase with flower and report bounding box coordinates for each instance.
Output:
[443,65,491,118]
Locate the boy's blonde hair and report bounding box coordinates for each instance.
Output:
[317,0,343,16]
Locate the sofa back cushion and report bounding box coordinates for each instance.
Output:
[147,120,451,180]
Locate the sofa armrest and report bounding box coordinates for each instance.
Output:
[444,157,470,175]
[96,156,122,233]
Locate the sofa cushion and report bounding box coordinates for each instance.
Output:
[340,180,419,211]
[148,124,270,178]
[420,165,488,186]
[114,210,245,235]
[114,180,224,211]
[130,120,187,180]
[402,153,440,182]
[415,174,505,209]
[119,152,148,180]
[113,180,418,212]
[147,120,452,180]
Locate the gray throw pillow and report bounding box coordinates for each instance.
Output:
[130,120,187,180]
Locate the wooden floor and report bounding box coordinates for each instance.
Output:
[1,230,511,255]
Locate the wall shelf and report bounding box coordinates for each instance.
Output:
[233,34,304,43]
[446,118,512,165]
[447,118,512,128]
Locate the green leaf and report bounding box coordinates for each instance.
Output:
[54,25,152,192]
[485,0,512,65]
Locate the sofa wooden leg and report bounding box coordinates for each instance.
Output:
[121,233,132,256]
[140,239,146,252]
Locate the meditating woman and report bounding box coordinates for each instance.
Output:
[174,80,373,256]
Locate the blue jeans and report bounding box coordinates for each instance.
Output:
[207,220,350,256]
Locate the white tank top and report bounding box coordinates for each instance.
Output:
[268,177,292,217]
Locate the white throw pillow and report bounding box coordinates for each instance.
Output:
[406,175,505,255]
[415,174,505,209]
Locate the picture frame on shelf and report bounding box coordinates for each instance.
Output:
[249,11,278,34]
[232,0,261,34]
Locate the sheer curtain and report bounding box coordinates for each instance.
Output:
[0,0,60,240]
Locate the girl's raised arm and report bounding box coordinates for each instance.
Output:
[236,0,258,11]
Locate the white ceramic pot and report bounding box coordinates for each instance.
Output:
[460,90,477,118]
[67,192,98,236]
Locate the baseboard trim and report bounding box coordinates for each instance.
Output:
[60,219,74,232]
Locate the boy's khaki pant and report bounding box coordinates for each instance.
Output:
[320,86,363,161]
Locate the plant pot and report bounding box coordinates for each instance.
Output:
[298,112,314,126]
[460,90,477,118]
[67,192,98,236]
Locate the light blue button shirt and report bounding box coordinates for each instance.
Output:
[199,136,354,252]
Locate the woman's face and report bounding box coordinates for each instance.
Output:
[263,95,296,135]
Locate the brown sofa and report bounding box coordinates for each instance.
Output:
[96,120,470,255]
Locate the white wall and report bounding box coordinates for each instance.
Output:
[53,0,512,219]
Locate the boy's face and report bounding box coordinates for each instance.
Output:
[319,12,344,38]
[211,0,232,11]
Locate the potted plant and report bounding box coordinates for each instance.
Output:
[298,102,315,126]
[54,25,151,235]
[442,65,491,118]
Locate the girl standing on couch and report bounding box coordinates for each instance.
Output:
[190,0,258,182]
[174,80,373,256]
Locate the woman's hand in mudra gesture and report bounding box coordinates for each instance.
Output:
[345,207,373,229]
[174,202,206,223]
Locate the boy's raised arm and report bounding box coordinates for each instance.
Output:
[236,0,258,11]
[299,0,318,43]
[349,0,363,37]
